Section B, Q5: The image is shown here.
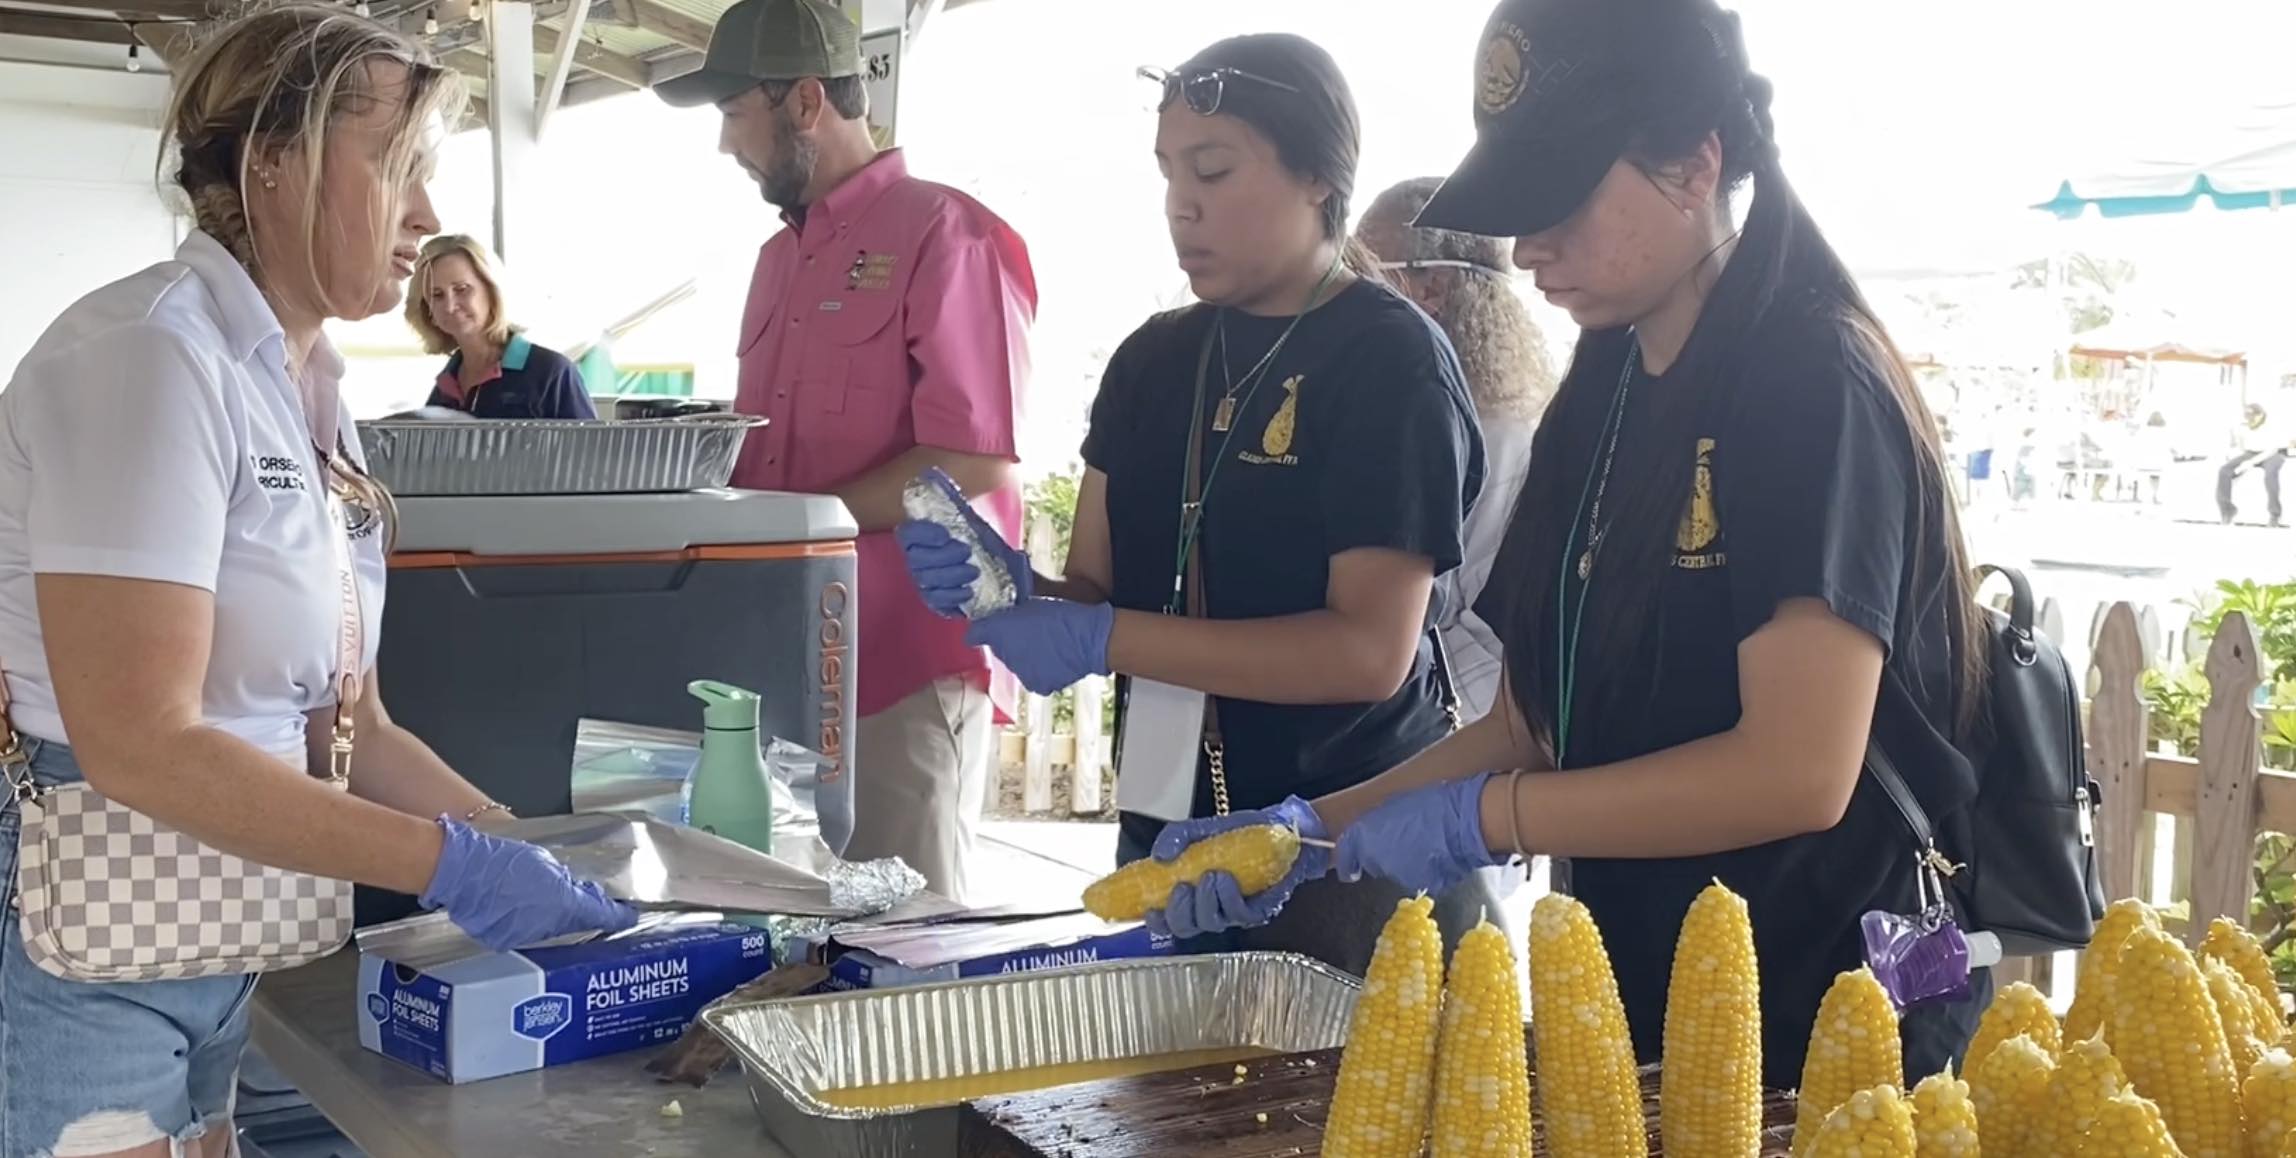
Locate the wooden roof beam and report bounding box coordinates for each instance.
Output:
[532,18,644,89]
[622,0,708,52]
[0,8,136,44]
[22,0,217,19]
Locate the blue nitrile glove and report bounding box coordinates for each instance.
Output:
[1144,796,1332,940]
[965,598,1114,695]
[419,818,640,953]
[894,470,1032,618]
[1333,772,1504,897]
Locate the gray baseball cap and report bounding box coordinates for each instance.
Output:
[654,0,861,109]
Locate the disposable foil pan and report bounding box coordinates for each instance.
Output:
[355,414,765,495]
[705,951,1361,1158]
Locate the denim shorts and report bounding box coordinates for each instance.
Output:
[0,738,258,1158]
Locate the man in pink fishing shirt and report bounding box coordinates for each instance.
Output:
[660,0,1032,903]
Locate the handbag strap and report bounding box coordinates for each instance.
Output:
[319,449,366,787]
[1864,736,1962,912]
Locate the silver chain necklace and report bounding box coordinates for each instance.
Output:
[1578,344,1642,581]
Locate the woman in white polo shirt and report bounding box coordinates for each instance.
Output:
[0,10,631,1156]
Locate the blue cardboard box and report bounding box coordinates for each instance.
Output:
[822,915,1172,990]
[357,921,774,1084]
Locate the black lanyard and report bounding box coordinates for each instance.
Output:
[1167,260,1341,614]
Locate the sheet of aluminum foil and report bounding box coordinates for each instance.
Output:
[899,473,1017,620]
[354,811,923,971]
[705,953,1363,1157]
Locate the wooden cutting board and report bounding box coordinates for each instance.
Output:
[957,1045,1798,1157]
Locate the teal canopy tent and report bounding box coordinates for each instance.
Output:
[2036,97,2296,219]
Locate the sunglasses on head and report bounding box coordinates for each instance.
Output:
[1375,259,1505,277]
[1137,65,1301,116]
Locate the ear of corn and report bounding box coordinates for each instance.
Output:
[1080,824,1301,921]
[1792,967,1903,1153]
[1525,894,1647,1158]
[1801,1084,1914,1157]
[2244,1048,2296,1157]
[1908,1072,1978,1157]
[1660,881,1762,1158]
[1971,1032,2057,1154]
[2199,916,2286,1048]
[2112,924,2243,1158]
[2030,1035,2130,1154]
[2072,1089,2192,1157]
[2067,898,2163,1046]
[1429,919,1531,1157]
[2201,956,2266,1081]
[1966,978,2062,1072]
[1325,895,1445,1158]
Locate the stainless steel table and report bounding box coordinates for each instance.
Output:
[251,952,791,1158]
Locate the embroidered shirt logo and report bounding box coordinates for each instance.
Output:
[1238,375,1303,466]
[846,251,898,292]
[253,453,306,493]
[1674,437,1727,569]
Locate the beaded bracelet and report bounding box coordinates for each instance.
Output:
[463,800,514,824]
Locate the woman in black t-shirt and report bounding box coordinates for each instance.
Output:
[897,33,1493,973]
[1147,0,1992,1086]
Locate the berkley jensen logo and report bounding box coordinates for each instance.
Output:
[818,581,849,783]
[366,993,389,1023]
[511,994,574,1042]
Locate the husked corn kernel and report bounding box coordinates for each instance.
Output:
[1971,1032,2056,1155]
[1967,979,2062,1072]
[1080,825,1301,921]
[1802,1085,1914,1157]
[1429,920,1531,1157]
[2072,1089,2188,1157]
[1909,1071,1978,1157]
[2245,1048,2296,1157]
[2113,924,2241,1158]
[2201,956,2265,1080]
[2200,916,2286,1047]
[2067,898,2162,1046]
[1324,895,1444,1158]
[1660,882,1762,1158]
[1526,894,1646,1158]
[2029,1035,2129,1155]
[1792,967,1902,1154]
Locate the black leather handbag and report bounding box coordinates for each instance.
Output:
[1865,563,2107,956]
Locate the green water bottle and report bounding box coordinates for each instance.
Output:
[684,679,775,857]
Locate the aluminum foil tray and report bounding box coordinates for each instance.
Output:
[356,414,765,495]
[705,952,1361,1158]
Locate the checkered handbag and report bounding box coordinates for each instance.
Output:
[5,466,369,983]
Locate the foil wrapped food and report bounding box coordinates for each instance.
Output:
[355,811,925,971]
[900,471,1018,620]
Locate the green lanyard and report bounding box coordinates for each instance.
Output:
[1168,256,1343,614]
[1553,343,1640,762]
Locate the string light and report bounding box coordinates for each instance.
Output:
[125,38,140,72]
[353,0,370,15]
[422,5,438,34]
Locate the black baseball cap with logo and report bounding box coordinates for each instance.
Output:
[1416,0,1748,239]
[655,0,862,108]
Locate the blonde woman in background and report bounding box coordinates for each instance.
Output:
[406,233,594,419]
[1356,177,1558,721]
[0,11,630,1155]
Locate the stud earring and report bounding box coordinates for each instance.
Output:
[260,171,277,191]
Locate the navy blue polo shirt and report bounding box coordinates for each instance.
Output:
[425,333,596,419]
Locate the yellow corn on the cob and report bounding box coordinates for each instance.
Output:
[2067,898,2163,1046]
[2030,1035,2130,1154]
[1429,919,1531,1157]
[1967,978,2062,1072]
[1971,1032,2056,1154]
[2113,924,2242,1158]
[1801,1084,1915,1157]
[1080,824,1301,921]
[1325,895,1445,1158]
[1909,1072,1978,1157]
[2244,1048,2296,1157]
[2201,956,2266,1080]
[1525,894,1647,1158]
[1792,967,1903,1153]
[2073,1089,2191,1157]
[2199,916,2286,1047]
[1660,881,1762,1158]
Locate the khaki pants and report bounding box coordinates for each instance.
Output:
[846,677,993,905]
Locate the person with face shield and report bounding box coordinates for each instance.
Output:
[656,0,1036,905]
